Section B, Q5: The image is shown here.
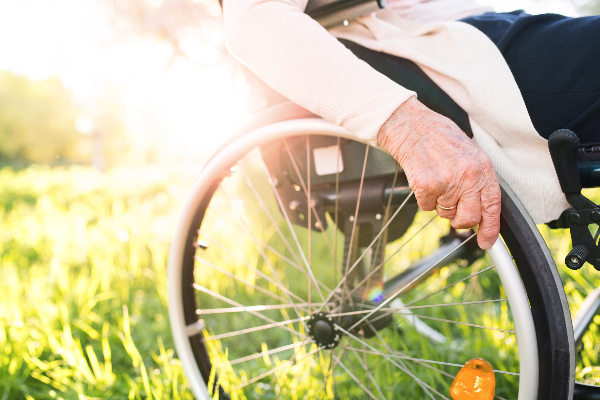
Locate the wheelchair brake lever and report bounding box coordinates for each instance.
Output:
[548,130,600,270]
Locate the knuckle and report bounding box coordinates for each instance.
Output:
[456,214,481,228]
[480,158,495,176]
[481,192,501,216]
[418,177,444,195]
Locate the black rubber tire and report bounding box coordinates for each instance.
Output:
[499,178,575,400]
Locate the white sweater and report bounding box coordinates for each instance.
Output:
[224,0,570,223]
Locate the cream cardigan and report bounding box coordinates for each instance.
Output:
[224,0,570,223]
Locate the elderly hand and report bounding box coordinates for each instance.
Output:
[377,97,501,250]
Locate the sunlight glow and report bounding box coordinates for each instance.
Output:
[0,0,585,164]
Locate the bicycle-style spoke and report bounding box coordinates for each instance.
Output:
[237,163,304,271]
[204,317,307,342]
[318,191,415,313]
[197,302,322,316]
[332,354,380,400]
[262,156,328,305]
[217,183,312,326]
[366,319,441,395]
[391,312,515,333]
[282,139,337,263]
[340,346,519,378]
[359,164,401,308]
[193,283,305,339]
[407,265,498,307]
[347,233,476,333]
[348,213,438,298]
[348,346,386,400]
[327,298,508,318]
[337,325,442,400]
[334,137,341,285]
[233,345,323,391]
[195,246,306,304]
[340,145,370,309]
[202,212,302,270]
[195,256,300,305]
[228,340,310,366]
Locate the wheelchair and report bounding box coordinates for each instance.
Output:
[166,27,600,400]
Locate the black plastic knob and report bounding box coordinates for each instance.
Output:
[566,245,589,270]
[548,130,582,195]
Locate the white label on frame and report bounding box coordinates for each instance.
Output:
[313,145,344,176]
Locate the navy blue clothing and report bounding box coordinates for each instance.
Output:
[461,12,600,144]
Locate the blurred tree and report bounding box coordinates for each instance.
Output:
[103,0,229,68]
[573,0,600,14]
[0,72,85,165]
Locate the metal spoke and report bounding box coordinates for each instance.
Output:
[201,226,337,299]
[334,137,340,286]
[195,256,301,305]
[319,347,345,396]
[196,303,322,316]
[332,354,380,400]
[201,213,302,270]
[193,283,305,339]
[233,345,323,391]
[236,164,333,297]
[407,265,497,307]
[281,139,337,263]
[238,163,303,268]
[326,299,508,317]
[366,319,439,396]
[348,346,386,400]
[228,340,310,366]
[359,264,499,328]
[194,246,306,304]
[347,233,476,333]
[392,312,515,333]
[348,213,438,298]
[262,154,328,304]
[203,316,307,342]
[307,137,312,312]
[214,183,315,329]
[336,325,442,400]
[340,346,519,376]
[360,164,400,307]
[317,192,415,313]
[340,146,370,309]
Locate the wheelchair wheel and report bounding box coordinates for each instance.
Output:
[168,119,574,400]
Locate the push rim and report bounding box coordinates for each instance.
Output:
[168,119,569,399]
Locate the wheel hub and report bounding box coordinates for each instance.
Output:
[307,312,340,349]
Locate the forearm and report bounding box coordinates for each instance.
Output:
[223,0,415,144]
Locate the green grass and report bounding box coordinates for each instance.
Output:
[2,163,600,399]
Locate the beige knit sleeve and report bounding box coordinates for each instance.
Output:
[223,0,416,145]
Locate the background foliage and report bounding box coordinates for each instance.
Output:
[0,73,83,165]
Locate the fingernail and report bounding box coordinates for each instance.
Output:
[481,240,492,250]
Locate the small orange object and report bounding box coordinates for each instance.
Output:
[449,358,495,400]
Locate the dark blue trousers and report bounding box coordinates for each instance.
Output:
[462,12,600,144]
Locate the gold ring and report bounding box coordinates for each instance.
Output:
[436,203,457,211]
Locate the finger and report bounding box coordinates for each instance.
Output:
[477,177,501,250]
[450,191,482,230]
[435,201,457,220]
[411,176,445,212]
[435,188,461,220]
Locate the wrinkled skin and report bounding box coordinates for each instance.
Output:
[377,97,501,250]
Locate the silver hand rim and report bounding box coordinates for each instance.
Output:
[168,118,539,400]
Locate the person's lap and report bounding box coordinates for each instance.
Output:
[462,11,600,144]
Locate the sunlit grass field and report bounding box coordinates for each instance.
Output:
[2,164,600,399]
